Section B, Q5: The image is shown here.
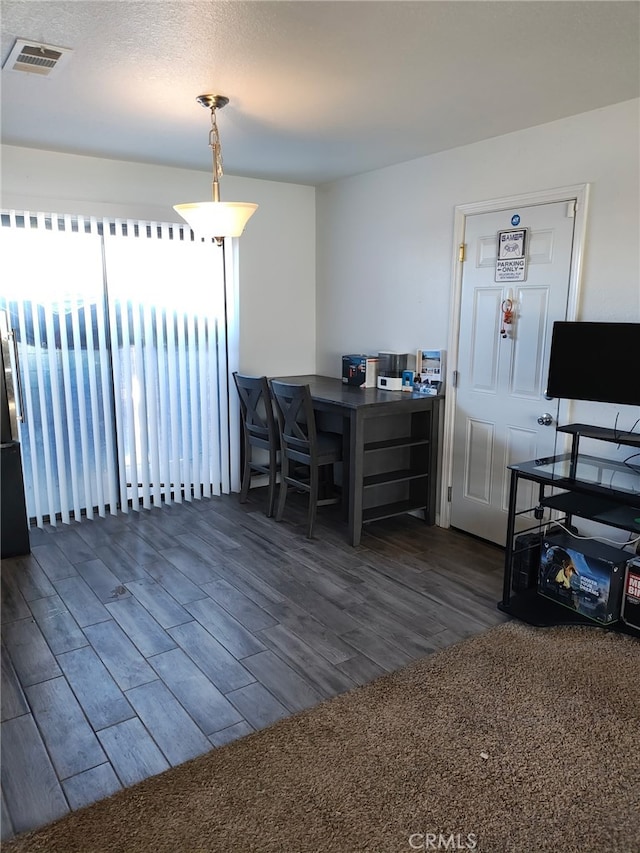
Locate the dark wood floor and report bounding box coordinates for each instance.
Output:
[1,488,507,842]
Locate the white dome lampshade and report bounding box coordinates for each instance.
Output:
[173,201,258,241]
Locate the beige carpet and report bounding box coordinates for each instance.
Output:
[5,621,639,853]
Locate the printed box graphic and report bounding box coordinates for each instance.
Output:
[342,355,378,388]
[538,532,626,625]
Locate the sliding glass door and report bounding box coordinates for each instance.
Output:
[0,212,234,528]
[104,223,230,510]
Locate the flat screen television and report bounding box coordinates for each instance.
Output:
[546,322,640,406]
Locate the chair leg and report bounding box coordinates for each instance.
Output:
[307,465,319,539]
[275,456,289,522]
[266,447,278,518]
[239,439,251,504]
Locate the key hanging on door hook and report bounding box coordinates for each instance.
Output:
[500,298,514,338]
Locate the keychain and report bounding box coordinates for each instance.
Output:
[500,298,514,338]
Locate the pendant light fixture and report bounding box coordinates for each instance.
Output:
[174,94,258,245]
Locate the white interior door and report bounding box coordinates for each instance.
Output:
[450,200,577,544]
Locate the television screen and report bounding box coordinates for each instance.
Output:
[546,322,640,406]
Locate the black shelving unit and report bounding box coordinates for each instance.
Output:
[499,423,640,638]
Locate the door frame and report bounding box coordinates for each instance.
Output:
[439,183,590,530]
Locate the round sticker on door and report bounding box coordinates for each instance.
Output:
[511,214,521,226]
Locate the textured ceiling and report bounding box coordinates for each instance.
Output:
[1,1,639,186]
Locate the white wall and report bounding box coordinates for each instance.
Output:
[0,145,316,376]
[316,98,640,441]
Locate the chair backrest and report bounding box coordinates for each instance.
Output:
[233,373,277,445]
[269,381,318,458]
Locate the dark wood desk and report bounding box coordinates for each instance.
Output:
[274,375,441,546]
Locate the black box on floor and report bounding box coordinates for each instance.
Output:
[512,531,543,592]
[538,532,627,624]
[621,558,640,631]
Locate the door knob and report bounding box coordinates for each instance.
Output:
[537,413,554,426]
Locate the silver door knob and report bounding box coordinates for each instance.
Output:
[537,413,554,426]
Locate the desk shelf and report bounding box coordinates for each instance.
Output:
[361,405,439,531]
[363,469,428,488]
[362,498,429,524]
[364,436,430,452]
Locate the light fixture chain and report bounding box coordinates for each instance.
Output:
[209,107,224,180]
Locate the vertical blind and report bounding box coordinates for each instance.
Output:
[0,210,236,527]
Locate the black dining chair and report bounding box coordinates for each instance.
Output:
[269,380,343,539]
[233,372,280,517]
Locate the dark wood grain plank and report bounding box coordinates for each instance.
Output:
[0,642,29,721]
[97,718,170,787]
[52,576,111,628]
[199,577,279,631]
[2,617,62,686]
[258,623,357,698]
[124,680,212,766]
[241,650,324,713]
[184,515,243,552]
[265,600,356,664]
[83,619,157,691]
[160,545,223,586]
[113,529,163,566]
[25,676,106,779]
[207,550,287,609]
[338,625,416,671]
[125,578,192,629]
[284,555,364,604]
[104,597,177,658]
[6,554,56,601]
[148,647,244,735]
[225,681,290,730]
[140,504,192,537]
[53,527,96,565]
[94,542,148,583]
[30,543,78,582]
[142,555,208,604]
[167,621,255,694]
[74,515,120,549]
[208,720,254,747]
[75,558,131,603]
[131,516,182,552]
[61,763,122,811]
[56,644,135,730]
[343,598,449,657]
[184,596,267,658]
[1,569,31,622]
[0,714,69,833]
[334,651,387,686]
[1,792,14,842]
[29,594,88,655]
[261,573,362,636]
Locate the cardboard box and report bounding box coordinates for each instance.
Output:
[621,558,640,630]
[538,532,627,624]
[342,355,378,388]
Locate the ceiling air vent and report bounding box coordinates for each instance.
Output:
[2,39,72,77]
